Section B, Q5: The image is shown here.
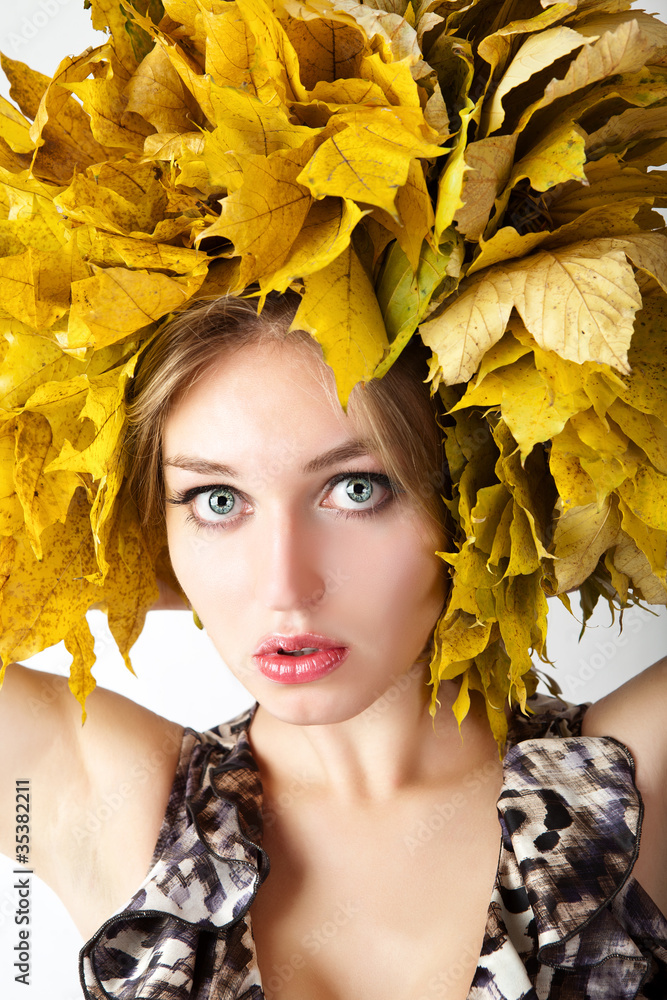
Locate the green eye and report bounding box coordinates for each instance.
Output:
[345,477,373,503]
[209,488,235,515]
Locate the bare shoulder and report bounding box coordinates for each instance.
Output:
[582,655,667,915]
[581,655,667,785]
[0,662,184,938]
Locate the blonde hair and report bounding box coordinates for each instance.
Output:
[125,294,449,538]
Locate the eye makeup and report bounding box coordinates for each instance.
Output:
[166,470,403,531]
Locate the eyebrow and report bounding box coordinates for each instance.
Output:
[163,440,376,478]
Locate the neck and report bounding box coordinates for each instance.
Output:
[247,671,500,806]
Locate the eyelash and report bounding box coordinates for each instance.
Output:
[166,471,401,532]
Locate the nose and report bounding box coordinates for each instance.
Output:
[255,509,327,613]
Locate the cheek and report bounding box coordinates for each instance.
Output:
[342,523,445,622]
[165,518,263,633]
[165,514,231,600]
[165,511,194,585]
[386,544,444,617]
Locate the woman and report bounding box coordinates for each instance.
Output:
[1,293,665,1000]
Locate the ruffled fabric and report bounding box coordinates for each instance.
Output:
[472,734,667,998]
[79,705,268,999]
[79,695,667,999]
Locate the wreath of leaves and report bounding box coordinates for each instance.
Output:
[0,0,665,743]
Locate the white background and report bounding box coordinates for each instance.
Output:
[1,0,667,997]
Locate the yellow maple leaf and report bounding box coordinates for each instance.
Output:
[0,494,98,670]
[0,247,72,330]
[204,146,314,285]
[422,242,641,385]
[430,611,494,682]
[619,465,667,532]
[476,2,576,83]
[87,0,149,72]
[0,321,84,411]
[497,123,588,216]
[64,618,97,724]
[0,419,23,537]
[236,0,308,104]
[198,3,258,95]
[516,19,665,135]
[284,14,365,89]
[608,398,667,475]
[552,497,621,592]
[67,51,156,153]
[550,158,667,229]
[496,572,547,685]
[77,231,207,275]
[125,42,205,134]
[291,242,389,407]
[618,497,667,580]
[299,106,444,215]
[13,410,83,559]
[55,159,169,238]
[263,197,365,293]
[586,105,667,159]
[0,54,50,122]
[45,356,140,483]
[454,134,517,242]
[0,96,34,156]
[371,159,434,271]
[613,531,667,603]
[496,360,577,462]
[615,294,667,424]
[29,51,110,184]
[66,266,205,351]
[319,0,423,66]
[483,25,594,136]
[208,85,315,155]
[101,493,160,671]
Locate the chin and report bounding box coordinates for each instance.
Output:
[257,687,378,728]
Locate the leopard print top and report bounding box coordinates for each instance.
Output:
[79,693,667,999]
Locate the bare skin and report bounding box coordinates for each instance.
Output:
[248,681,504,1000]
[0,663,183,939]
[1,656,665,999]
[246,656,667,1000]
[0,337,665,997]
[582,656,667,915]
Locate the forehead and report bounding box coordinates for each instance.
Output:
[162,338,361,470]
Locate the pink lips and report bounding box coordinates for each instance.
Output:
[253,632,349,684]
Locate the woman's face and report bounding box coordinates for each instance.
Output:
[163,338,447,725]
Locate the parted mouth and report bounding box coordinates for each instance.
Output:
[278,647,319,656]
[253,632,346,656]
